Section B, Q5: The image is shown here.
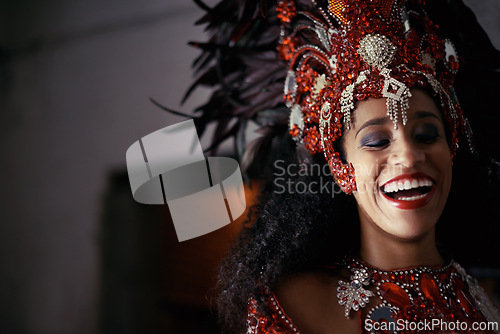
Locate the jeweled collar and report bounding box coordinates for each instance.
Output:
[337,256,492,333]
[337,256,454,318]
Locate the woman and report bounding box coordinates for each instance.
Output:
[182,0,500,332]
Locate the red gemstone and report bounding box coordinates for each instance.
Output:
[456,288,474,315]
[452,277,476,316]
[419,273,440,304]
[379,282,411,309]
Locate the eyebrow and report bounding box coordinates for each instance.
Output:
[354,111,441,138]
[414,110,442,121]
[355,117,390,138]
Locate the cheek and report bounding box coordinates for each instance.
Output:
[352,156,382,193]
[441,154,453,189]
[434,143,453,177]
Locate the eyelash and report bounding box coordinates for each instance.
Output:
[364,139,390,148]
[415,126,439,143]
[361,125,440,149]
[415,133,439,144]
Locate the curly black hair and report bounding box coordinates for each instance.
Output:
[216,133,357,333]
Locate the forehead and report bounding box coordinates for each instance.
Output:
[351,89,442,128]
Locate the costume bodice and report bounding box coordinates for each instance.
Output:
[246,258,500,333]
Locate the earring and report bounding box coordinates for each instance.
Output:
[328,155,356,194]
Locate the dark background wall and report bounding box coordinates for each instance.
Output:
[0,1,498,333]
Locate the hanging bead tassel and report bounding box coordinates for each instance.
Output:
[381,69,411,129]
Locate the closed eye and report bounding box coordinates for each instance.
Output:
[415,123,440,144]
[365,139,390,148]
[360,133,391,149]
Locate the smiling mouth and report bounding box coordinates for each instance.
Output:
[380,174,436,209]
[381,179,434,201]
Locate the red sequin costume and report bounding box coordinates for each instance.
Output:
[246,258,500,333]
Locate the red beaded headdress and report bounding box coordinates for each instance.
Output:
[277,0,471,193]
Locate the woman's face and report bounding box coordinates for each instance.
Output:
[342,89,452,241]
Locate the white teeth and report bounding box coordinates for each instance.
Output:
[399,193,427,201]
[418,179,432,187]
[382,178,434,193]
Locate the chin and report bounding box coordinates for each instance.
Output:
[374,185,447,239]
[381,211,439,241]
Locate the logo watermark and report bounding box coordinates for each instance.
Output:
[365,318,499,332]
[126,119,246,242]
[272,159,404,197]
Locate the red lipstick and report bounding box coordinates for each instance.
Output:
[381,172,435,210]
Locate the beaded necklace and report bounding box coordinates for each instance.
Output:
[338,257,498,333]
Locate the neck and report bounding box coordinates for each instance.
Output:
[359,221,443,271]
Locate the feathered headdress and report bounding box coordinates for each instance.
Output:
[169,0,500,189]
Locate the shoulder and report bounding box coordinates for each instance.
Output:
[274,269,361,334]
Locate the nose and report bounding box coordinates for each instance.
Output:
[387,136,425,168]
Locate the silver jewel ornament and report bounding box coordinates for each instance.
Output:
[357,34,412,130]
[284,70,297,108]
[289,104,305,141]
[357,34,397,71]
[312,74,328,98]
[337,268,374,318]
[312,74,331,147]
[381,68,412,129]
[421,52,437,72]
[400,7,411,35]
[444,39,459,74]
[340,84,355,129]
[319,101,331,151]
[246,299,259,334]
[314,23,331,52]
[339,70,368,129]
[329,54,338,71]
